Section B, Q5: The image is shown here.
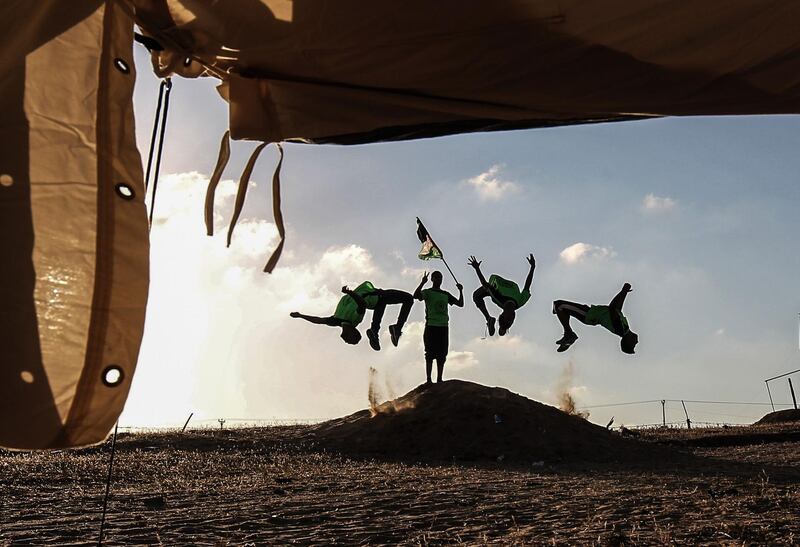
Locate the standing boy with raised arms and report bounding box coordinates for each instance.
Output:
[413,271,464,384]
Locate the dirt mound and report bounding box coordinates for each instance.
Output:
[310,380,655,463]
[756,408,800,425]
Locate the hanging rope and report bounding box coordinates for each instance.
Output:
[263,143,285,273]
[97,422,119,545]
[204,130,231,236]
[143,79,166,193]
[147,77,173,227]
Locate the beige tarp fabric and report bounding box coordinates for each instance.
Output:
[0,1,148,449]
[133,0,800,144]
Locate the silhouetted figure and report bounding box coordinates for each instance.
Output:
[468,254,535,336]
[553,283,639,354]
[413,271,464,384]
[290,281,413,350]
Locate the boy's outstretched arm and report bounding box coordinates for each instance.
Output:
[454,283,465,307]
[468,256,489,287]
[342,285,367,314]
[609,283,632,311]
[290,312,339,326]
[413,272,429,300]
[522,253,536,293]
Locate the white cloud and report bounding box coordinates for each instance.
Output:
[464,164,519,201]
[641,193,677,214]
[391,250,427,280]
[123,172,402,427]
[316,244,378,283]
[559,242,616,264]
[447,350,479,371]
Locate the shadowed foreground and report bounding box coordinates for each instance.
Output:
[2,382,800,544]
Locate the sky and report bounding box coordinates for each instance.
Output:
[120,45,800,430]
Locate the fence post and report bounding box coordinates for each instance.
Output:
[681,400,691,429]
[661,400,666,427]
[766,381,775,412]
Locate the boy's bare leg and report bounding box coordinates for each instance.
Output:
[436,358,446,383]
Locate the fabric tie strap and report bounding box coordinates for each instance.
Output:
[263,143,285,273]
[226,141,268,247]
[221,140,286,273]
[204,130,231,236]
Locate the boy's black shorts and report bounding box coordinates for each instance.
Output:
[424,325,449,361]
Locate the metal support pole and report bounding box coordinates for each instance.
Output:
[766,381,775,412]
[681,400,691,429]
[182,412,194,432]
[789,378,798,410]
[661,400,666,427]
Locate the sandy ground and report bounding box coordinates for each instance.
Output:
[2,423,800,546]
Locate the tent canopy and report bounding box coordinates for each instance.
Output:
[133,0,800,143]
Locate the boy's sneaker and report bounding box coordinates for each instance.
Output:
[556,331,578,352]
[366,328,381,351]
[388,324,401,347]
[487,317,496,336]
[556,331,578,345]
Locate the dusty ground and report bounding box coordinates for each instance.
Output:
[2,422,800,545]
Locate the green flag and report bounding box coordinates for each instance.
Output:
[416,218,442,260]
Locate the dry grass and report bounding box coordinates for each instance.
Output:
[2,424,800,545]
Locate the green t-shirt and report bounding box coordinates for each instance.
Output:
[421,288,457,327]
[333,281,379,326]
[585,305,629,336]
[488,274,530,309]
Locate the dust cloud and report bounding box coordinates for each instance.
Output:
[368,366,414,417]
[556,360,589,419]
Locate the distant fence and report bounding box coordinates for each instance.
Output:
[764,368,800,411]
[579,398,796,429]
[118,417,325,433]
[117,396,799,433]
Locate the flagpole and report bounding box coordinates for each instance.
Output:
[417,217,459,285]
[440,256,459,286]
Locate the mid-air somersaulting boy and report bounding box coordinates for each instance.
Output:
[413,271,464,384]
[552,283,639,354]
[468,254,535,336]
[290,281,413,350]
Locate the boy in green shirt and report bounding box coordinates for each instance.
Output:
[552,283,639,354]
[290,281,413,350]
[468,254,535,336]
[413,271,464,384]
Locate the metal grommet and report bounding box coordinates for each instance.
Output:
[102,365,124,387]
[113,58,130,74]
[114,183,135,200]
[0,174,13,187]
